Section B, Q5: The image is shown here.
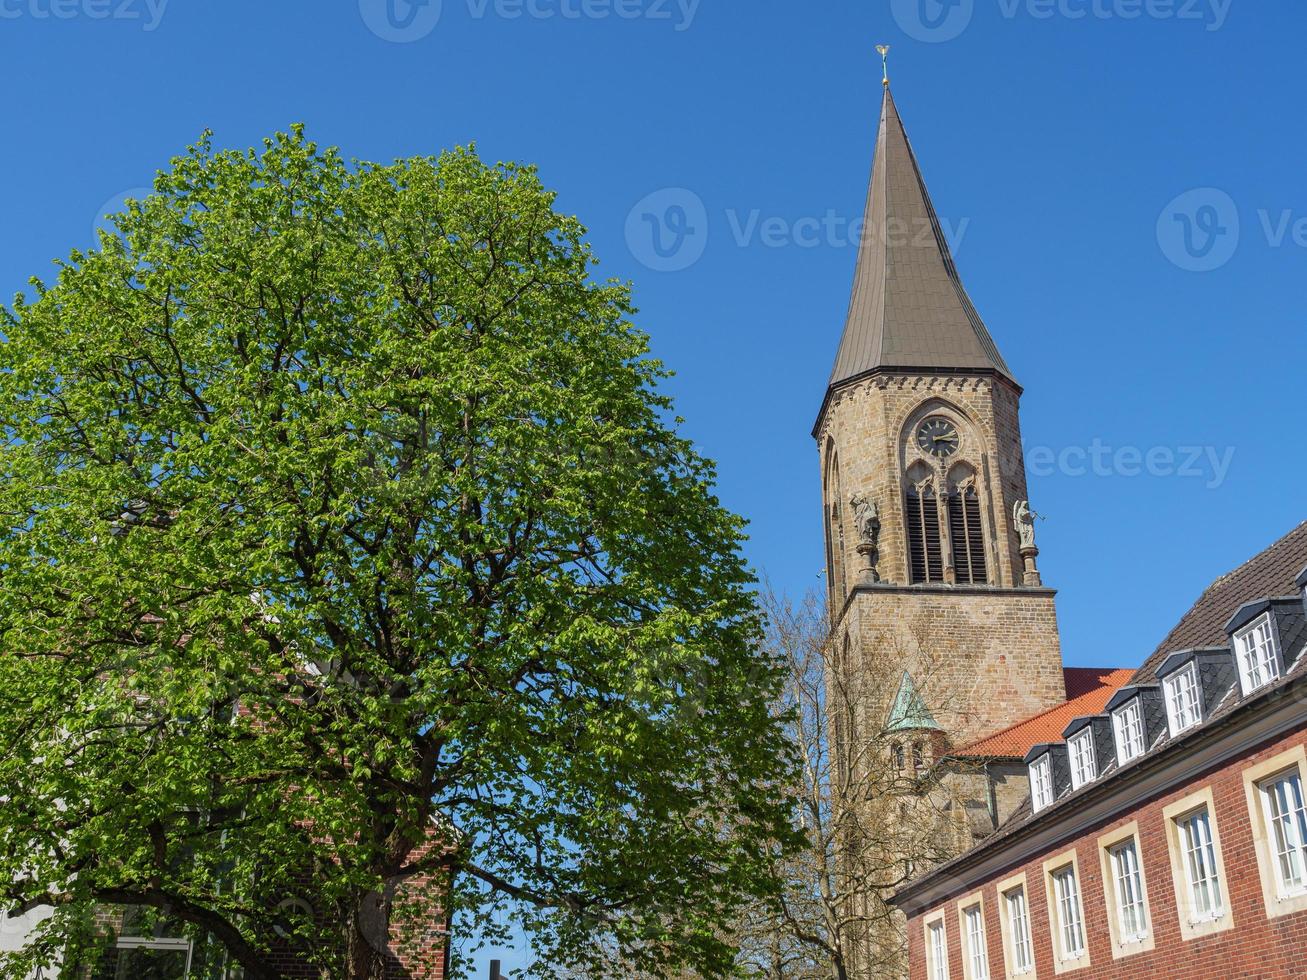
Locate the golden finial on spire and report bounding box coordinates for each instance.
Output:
[876,44,891,86]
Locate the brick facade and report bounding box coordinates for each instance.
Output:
[903,721,1307,980]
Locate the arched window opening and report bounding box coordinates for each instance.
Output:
[906,481,943,584]
[892,742,905,771]
[912,741,924,771]
[947,483,989,585]
[826,451,848,605]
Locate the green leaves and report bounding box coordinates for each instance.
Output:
[0,127,795,978]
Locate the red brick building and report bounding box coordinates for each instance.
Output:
[891,523,1307,979]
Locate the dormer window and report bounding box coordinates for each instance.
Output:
[1234,612,1281,695]
[1030,754,1054,813]
[1113,699,1145,763]
[1164,662,1202,737]
[1069,729,1096,790]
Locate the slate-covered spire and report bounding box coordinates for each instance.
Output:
[826,86,1014,393]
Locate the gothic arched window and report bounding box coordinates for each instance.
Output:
[906,481,944,584]
[947,483,989,585]
[825,449,848,605]
[892,742,904,771]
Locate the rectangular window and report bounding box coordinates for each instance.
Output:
[963,904,989,980]
[1110,839,1149,943]
[1164,663,1202,736]
[928,919,950,980]
[1178,808,1223,921]
[1261,769,1307,897]
[1112,699,1145,763]
[1052,865,1086,961]
[1003,886,1034,976]
[1030,754,1054,813]
[1235,613,1280,695]
[1069,729,1097,790]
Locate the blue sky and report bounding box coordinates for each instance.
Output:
[2,0,1304,973]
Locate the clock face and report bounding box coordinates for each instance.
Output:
[916,417,960,458]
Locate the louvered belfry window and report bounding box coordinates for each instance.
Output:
[947,484,989,585]
[906,483,944,584]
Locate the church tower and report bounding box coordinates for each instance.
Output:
[816,83,1066,756]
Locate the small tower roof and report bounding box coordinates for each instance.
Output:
[823,86,1014,410]
[886,672,941,733]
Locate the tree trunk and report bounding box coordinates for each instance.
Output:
[346,888,393,980]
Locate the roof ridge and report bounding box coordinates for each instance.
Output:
[1141,521,1307,674]
[1201,520,1307,591]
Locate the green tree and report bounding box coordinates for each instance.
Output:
[0,128,795,980]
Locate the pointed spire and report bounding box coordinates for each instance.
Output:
[886,672,941,733]
[824,85,1014,401]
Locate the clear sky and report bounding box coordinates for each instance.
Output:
[2,0,1304,974]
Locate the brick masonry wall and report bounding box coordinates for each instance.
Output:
[906,722,1307,980]
[843,586,1066,746]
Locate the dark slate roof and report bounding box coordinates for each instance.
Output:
[1131,522,1307,683]
[824,87,1014,398]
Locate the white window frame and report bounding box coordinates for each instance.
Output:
[1053,867,1085,960]
[1029,754,1054,813]
[926,910,951,980]
[1109,839,1149,944]
[960,899,990,980]
[1260,768,1307,898]
[1163,662,1202,737]
[1234,612,1281,695]
[1163,788,1233,940]
[1242,746,1307,919]
[114,936,194,978]
[1097,821,1155,960]
[998,877,1034,978]
[1042,852,1090,974]
[1178,808,1222,921]
[1068,728,1096,790]
[1112,698,1145,763]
